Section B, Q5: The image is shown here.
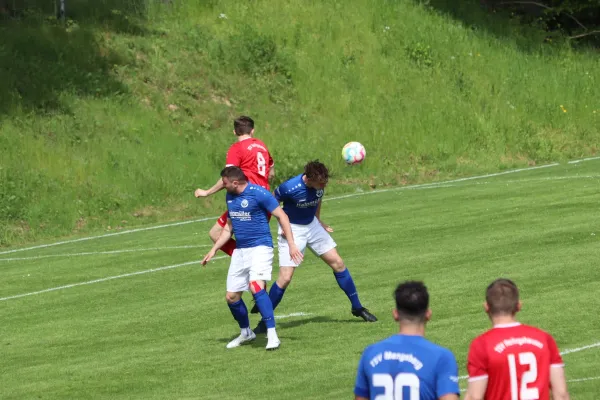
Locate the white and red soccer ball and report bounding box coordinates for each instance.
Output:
[342,142,366,165]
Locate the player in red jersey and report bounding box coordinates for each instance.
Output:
[465,279,570,400]
[194,116,274,256]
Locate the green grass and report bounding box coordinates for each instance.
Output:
[1,0,600,246]
[1,159,599,399]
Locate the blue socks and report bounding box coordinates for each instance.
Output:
[253,289,276,328]
[334,268,363,310]
[268,282,286,311]
[227,299,250,329]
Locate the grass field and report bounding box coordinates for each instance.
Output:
[2,158,600,399]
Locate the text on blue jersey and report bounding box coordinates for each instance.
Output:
[354,335,460,400]
[274,174,324,225]
[226,184,279,248]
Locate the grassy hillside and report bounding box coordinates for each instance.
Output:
[1,0,599,246]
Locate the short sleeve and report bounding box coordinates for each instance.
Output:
[268,153,274,167]
[273,182,287,202]
[467,337,489,381]
[547,333,564,367]
[436,349,460,397]
[256,189,280,213]
[353,351,370,398]
[225,145,241,167]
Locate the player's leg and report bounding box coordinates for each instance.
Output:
[248,246,280,350]
[250,223,306,314]
[210,212,236,256]
[252,226,307,334]
[224,249,255,348]
[308,220,377,322]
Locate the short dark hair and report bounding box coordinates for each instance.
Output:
[221,166,247,182]
[394,281,429,322]
[233,116,254,136]
[486,278,519,316]
[304,160,329,183]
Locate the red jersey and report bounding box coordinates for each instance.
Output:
[467,323,564,400]
[225,138,274,190]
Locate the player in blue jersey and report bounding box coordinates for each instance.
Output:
[251,160,377,333]
[201,166,303,351]
[354,281,460,400]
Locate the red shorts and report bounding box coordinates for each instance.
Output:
[217,211,272,227]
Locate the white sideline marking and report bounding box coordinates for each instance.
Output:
[458,341,600,380]
[275,312,313,319]
[560,342,600,355]
[567,376,600,383]
[0,256,226,302]
[3,155,600,256]
[0,161,569,256]
[568,156,600,164]
[324,163,559,202]
[0,245,211,262]
[0,217,217,256]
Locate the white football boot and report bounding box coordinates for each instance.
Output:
[226,329,256,349]
[265,328,281,351]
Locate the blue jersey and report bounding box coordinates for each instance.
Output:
[354,335,460,400]
[226,184,279,249]
[274,174,324,225]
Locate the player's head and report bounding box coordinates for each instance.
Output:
[233,116,255,137]
[484,278,521,318]
[304,160,329,189]
[221,166,248,194]
[393,281,431,325]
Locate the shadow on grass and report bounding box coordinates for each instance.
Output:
[0,0,153,117]
[419,0,600,50]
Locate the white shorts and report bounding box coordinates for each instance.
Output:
[278,217,337,267]
[226,246,273,292]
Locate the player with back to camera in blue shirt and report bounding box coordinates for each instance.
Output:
[201,166,303,351]
[354,281,460,400]
[251,160,377,334]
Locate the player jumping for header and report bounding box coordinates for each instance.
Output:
[465,278,570,400]
[251,160,377,334]
[201,167,303,351]
[195,116,275,257]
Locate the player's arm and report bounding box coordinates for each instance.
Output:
[354,351,370,400]
[268,164,275,181]
[315,200,333,232]
[271,206,303,265]
[268,154,275,181]
[194,177,224,198]
[439,395,459,400]
[195,146,240,198]
[465,338,488,400]
[550,366,570,400]
[464,379,487,400]
[547,333,570,400]
[201,219,232,264]
[435,349,461,400]
[550,368,570,400]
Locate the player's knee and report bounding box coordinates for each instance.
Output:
[225,292,240,303]
[329,257,346,272]
[277,275,292,289]
[277,267,294,288]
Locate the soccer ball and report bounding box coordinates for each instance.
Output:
[342,142,366,165]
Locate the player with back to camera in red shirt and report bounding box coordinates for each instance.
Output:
[194,116,274,256]
[465,278,570,400]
